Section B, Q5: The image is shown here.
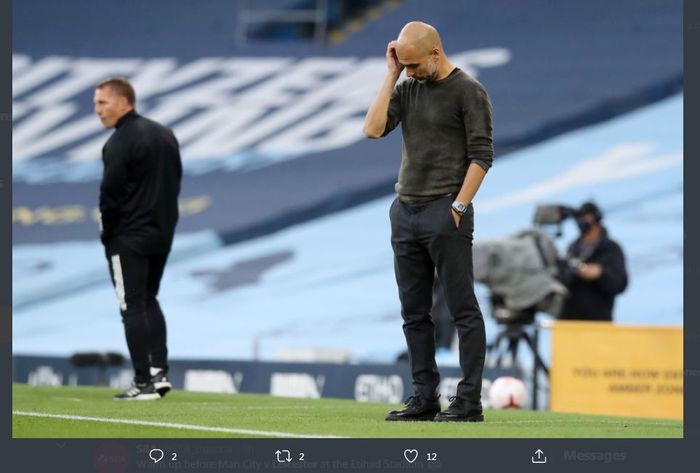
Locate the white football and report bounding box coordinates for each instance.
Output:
[488,376,527,409]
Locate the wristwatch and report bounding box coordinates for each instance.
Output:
[451,200,469,216]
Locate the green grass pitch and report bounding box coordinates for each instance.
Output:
[12,384,682,438]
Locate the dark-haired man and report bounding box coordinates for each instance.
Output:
[95,77,182,400]
[559,202,628,321]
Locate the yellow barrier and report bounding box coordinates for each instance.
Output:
[550,321,682,420]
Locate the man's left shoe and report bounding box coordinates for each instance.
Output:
[151,370,172,397]
[113,382,161,400]
[433,396,484,422]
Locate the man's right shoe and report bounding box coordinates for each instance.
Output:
[113,382,160,400]
[151,370,172,397]
[385,394,441,421]
[434,396,484,422]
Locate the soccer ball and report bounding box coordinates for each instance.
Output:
[488,376,527,409]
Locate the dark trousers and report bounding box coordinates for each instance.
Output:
[432,276,456,349]
[106,242,169,384]
[390,195,485,406]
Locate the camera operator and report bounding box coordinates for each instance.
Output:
[559,202,628,321]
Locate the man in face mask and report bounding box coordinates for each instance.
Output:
[559,202,628,321]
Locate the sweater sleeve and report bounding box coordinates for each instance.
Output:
[464,83,494,172]
[381,83,402,137]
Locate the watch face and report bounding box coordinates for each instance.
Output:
[452,201,467,213]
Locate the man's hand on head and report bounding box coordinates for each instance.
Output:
[387,41,404,76]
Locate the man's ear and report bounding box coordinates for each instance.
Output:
[119,96,131,112]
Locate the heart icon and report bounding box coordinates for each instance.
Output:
[403,449,418,464]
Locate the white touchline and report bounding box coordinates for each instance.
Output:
[12,410,346,439]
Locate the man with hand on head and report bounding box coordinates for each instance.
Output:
[363,22,493,422]
[94,77,182,400]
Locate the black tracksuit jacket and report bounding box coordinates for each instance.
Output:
[99,111,182,255]
[559,229,628,321]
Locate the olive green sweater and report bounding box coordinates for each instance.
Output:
[383,68,494,201]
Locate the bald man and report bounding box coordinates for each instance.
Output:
[364,22,493,422]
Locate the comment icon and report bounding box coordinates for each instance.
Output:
[149,448,164,464]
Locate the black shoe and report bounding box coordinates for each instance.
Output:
[434,396,484,422]
[385,394,441,421]
[113,382,160,400]
[151,370,172,397]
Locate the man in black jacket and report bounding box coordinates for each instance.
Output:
[560,202,628,321]
[95,77,182,400]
